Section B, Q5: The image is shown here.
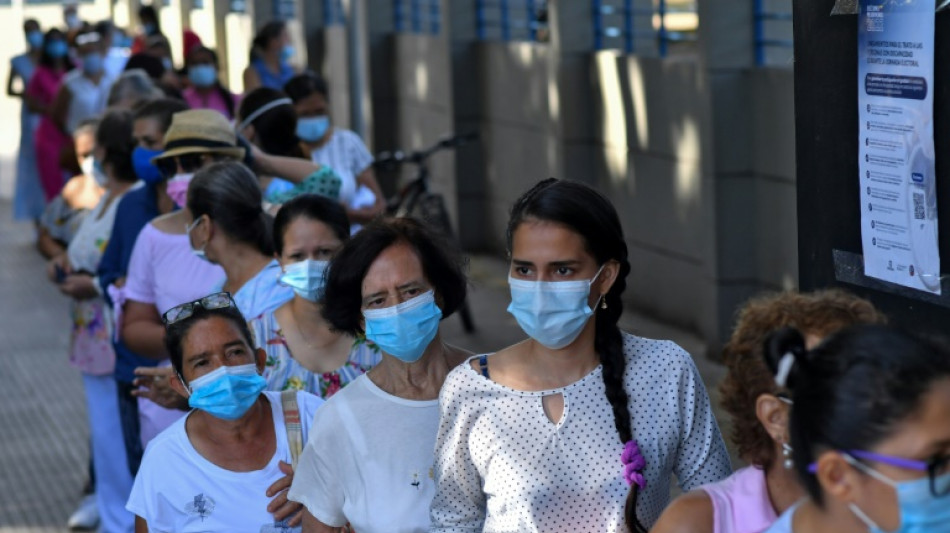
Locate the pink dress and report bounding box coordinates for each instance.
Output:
[28,65,72,202]
[699,466,779,533]
[182,86,238,120]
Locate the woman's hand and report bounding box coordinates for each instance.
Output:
[267,461,303,526]
[47,254,71,283]
[132,366,189,410]
[59,273,99,300]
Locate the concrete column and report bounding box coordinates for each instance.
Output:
[158,0,185,65]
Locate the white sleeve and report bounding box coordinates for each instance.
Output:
[287,403,347,528]
[429,369,486,532]
[126,442,172,532]
[668,342,732,490]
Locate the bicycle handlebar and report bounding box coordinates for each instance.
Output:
[374,132,479,170]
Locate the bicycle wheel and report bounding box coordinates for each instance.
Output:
[411,193,477,333]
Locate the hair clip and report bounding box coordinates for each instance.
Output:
[774,352,796,388]
[621,440,647,490]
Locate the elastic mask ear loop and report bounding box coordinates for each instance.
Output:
[844,454,898,487]
[590,264,607,309]
[177,372,192,397]
[237,97,293,131]
[848,502,883,532]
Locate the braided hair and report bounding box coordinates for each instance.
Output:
[506,178,644,532]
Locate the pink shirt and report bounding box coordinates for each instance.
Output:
[700,466,779,533]
[182,86,238,120]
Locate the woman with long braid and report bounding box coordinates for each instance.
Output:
[430,178,731,532]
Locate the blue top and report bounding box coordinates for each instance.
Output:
[252,58,294,90]
[97,184,162,382]
[11,53,36,86]
[212,259,293,319]
[763,502,801,533]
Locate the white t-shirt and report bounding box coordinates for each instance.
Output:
[127,390,324,532]
[307,128,375,208]
[430,333,732,532]
[287,374,440,533]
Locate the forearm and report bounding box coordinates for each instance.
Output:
[122,320,169,360]
[255,153,321,184]
[37,231,66,260]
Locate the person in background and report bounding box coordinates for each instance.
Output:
[63,3,84,38]
[243,20,298,92]
[97,99,189,480]
[430,178,730,532]
[45,29,117,198]
[248,194,382,395]
[761,325,950,533]
[650,290,887,533]
[183,46,238,120]
[10,19,46,223]
[37,119,104,260]
[107,69,163,110]
[285,72,386,230]
[46,110,139,533]
[95,20,129,79]
[236,88,303,201]
[288,217,471,533]
[183,161,293,318]
[131,5,163,55]
[27,28,74,203]
[124,53,182,100]
[127,294,321,532]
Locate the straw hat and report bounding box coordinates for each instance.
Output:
[152,109,247,162]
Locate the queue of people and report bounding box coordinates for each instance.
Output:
[10,6,949,533]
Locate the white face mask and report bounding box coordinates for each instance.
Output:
[81,156,108,187]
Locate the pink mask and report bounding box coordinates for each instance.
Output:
[166,173,194,208]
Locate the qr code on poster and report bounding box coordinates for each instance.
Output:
[913,192,925,220]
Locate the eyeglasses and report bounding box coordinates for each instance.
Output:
[162,292,236,325]
[810,449,950,497]
[156,153,207,179]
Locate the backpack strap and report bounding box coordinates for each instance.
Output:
[281,389,303,469]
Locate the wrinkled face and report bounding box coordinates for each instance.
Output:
[360,242,432,312]
[177,316,262,385]
[278,217,343,267]
[293,92,328,119]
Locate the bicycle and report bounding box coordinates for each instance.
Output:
[374,133,478,333]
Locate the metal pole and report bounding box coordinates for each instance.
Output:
[500,0,510,41]
[624,0,634,53]
[592,0,602,49]
[657,0,667,57]
[753,0,764,65]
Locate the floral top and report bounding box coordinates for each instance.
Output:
[249,310,381,398]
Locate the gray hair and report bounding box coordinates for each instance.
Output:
[107,69,163,108]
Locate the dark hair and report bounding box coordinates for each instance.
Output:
[719,289,886,468]
[39,29,74,70]
[96,109,137,183]
[94,20,113,39]
[284,72,328,103]
[250,20,286,61]
[24,19,39,33]
[186,46,235,120]
[322,217,467,336]
[165,304,254,380]
[764,325,950,506]
[187,161,274,255]
[132,97,189,133]
[124,53,165,79]
[138,5,160,29]
[506,178,640,530]
[273,194,350,256]
[237,88,302,158]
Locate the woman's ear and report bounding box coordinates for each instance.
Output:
[815,451,861,503]
[170,371,189,398]
[755,393,790,443]
[255,347,267,373]
[597,259,621,298]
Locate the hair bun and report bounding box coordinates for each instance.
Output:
[763,327,808,391]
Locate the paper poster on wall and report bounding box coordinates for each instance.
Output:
[858,0,940,294]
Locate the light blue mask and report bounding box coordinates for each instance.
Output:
[27,30,43,50]
[185,216,211,263]
[279,259,329,302]
[82,52,103,75]
[507,265,605,350]
[280,44,295,61]
[46,40,68,59]
[363,291,442,363]
[846,455,950,533]
[296,116,330,143]
[188,64,218,88]
[184,363,266,420]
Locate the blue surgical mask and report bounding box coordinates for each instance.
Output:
[279,259,329,302]
[183,363,266,420]
[847,456,950,533]
[132,147,164,185]
[507,265,606,350]
[296,116,330,143]
[363,290,442,363]
[188,64,218,88]
[82,52,103,75]
[280,44,295,61]
[143,22,157,36]
[27,31,43,50]
[46,40,68,59]
[185,216,211,262]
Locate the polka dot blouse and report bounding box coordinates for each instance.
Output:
[430,332,731,532]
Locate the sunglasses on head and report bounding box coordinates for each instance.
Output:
[162,292,236,325]
[156,153,208,179]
